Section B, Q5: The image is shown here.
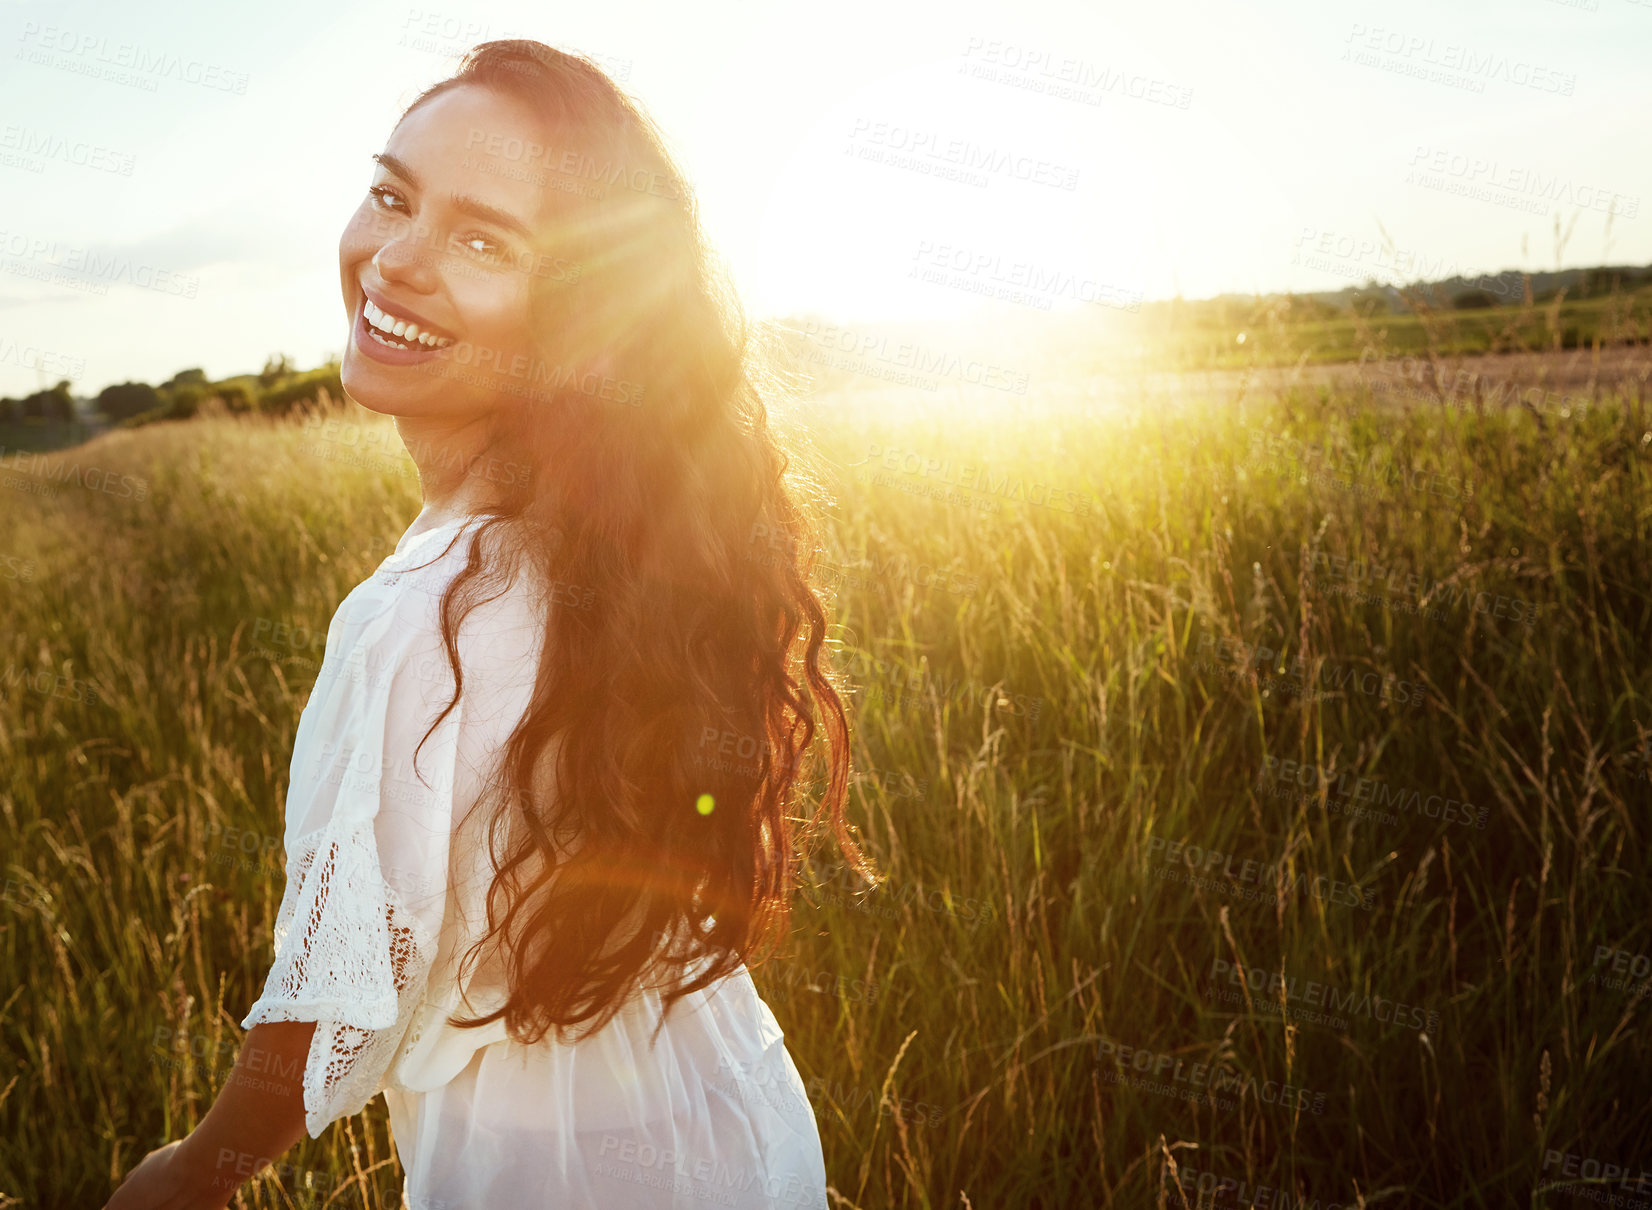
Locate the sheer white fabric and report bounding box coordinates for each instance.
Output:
[242,515,827,1208]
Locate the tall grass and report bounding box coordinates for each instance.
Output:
[1,366,1649,1207]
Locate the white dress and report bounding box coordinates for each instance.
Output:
[242,514,828,1208]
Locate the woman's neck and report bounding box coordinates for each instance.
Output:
[396,412,509,529]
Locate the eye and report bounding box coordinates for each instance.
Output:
[367,184,407,213]
[455,233,502,260]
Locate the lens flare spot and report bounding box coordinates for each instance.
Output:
[696,793,715,816]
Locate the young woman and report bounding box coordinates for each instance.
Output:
[106,39,867,1209]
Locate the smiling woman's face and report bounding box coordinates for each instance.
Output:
[338,83,572,421]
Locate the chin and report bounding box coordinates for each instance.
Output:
[339,362,405,417]
[340,347,453,417]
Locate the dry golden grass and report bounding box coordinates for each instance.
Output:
[2,361,1650,1206]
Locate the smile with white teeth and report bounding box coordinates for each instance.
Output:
[363,297,454,349]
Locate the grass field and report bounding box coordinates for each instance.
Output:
[1,357,1650,1207]
[1095,285,1652,375]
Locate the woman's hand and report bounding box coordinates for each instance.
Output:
[104,1022,313,1210]
[103,1138,230,1210]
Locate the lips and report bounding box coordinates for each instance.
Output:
[359,285,456,347]
[352,298,451,366]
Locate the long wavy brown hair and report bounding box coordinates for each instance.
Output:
[395,40,871,1044]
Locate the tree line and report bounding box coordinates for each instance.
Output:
[0,355,344,429]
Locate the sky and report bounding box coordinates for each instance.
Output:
[0,0,1647,397]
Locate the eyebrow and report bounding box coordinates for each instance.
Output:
[372,151,535,242]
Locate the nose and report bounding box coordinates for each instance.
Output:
[372,223,439,293]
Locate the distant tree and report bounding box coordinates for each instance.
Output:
[259,363,343,416]
[0,397,15,423]
[97,381,161,421]
[1452,289,1499,310]
[16,383,70,421]
[162,368,209,390]
[215,383,253,413]
[258,354,294,388]
[46,380,75,422]
[166,384,204,420]
[1579,268,1637,298]
[1286,295,1342,322]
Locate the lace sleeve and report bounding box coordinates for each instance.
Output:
[239,550,543,1139]
[244,814,442,1137]
[239,568,472,1137]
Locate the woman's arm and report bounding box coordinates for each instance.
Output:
[104,1021,316,1210]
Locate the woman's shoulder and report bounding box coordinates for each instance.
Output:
[323,517,549,690]
[358,517,544,611]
